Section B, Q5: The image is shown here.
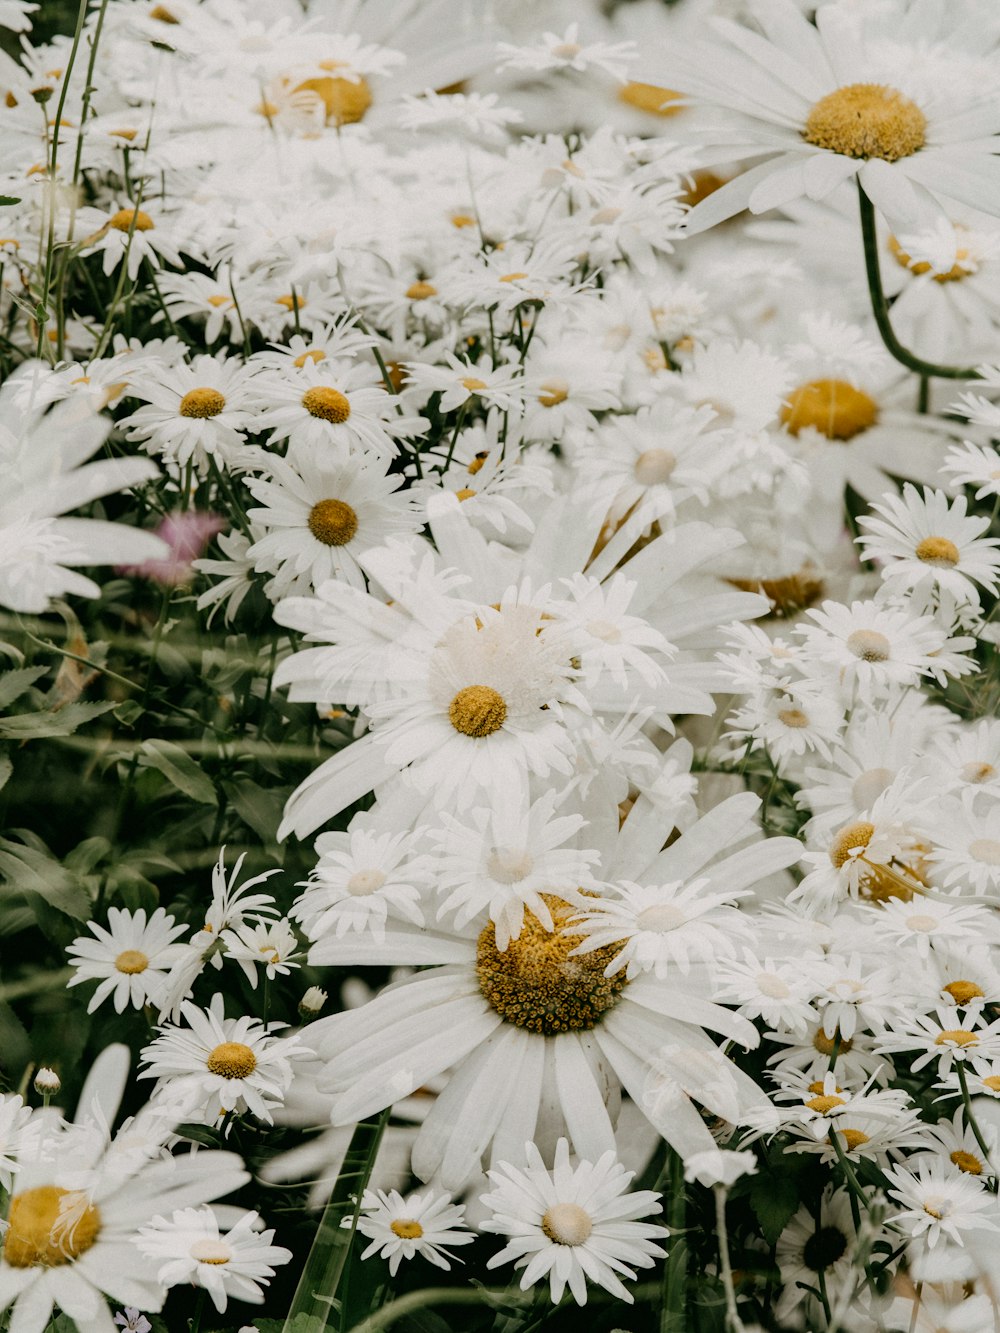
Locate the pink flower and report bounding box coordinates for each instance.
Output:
[119,511,225,586]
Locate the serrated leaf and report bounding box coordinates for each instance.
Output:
[0,666,47,710]
[0,838,90,922]
[63,837,111,874]
[139,739,217,806]
[748,1172,800,1247]
[0,699,116,739]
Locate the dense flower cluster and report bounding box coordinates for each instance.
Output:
[4,0,1000,1329]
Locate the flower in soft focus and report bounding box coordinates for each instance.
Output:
[114,1311,151,1333]
[683,1149,758,1189]
[119,510,227,587]
[350,1188,474,1276]
[480,1139,668,1306]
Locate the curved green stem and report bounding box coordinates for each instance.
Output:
[857,184,981,382]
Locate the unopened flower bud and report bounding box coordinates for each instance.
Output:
[33,1067,61,1095]
[299,986,327,1017]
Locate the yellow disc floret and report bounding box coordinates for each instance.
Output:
[114,949,149,974]
[179,388,226,419]
[915,535,960,567]
[294,72,372,126]
[803,83,926,162]
[109,207,154,232]
[476,895,627,1035]
[3,1187,101,1268]
[390,1219,424,1239]
[448,685,507,737]
[308,498,359,547]
[541,1202,593,1245]
[206,1041,257,1078]
[781,379,878,441]
[617,81,682,118]
[302,386,351,423]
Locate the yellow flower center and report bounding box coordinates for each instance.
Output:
[406,280,437,300]
[984,1076,1000,1093]
[961,762,996,785]
[294,72,372,127]
[346,869,386,897]
[778,708,810,729]
[726,566,825,618]
[781,379,879,441]
[149,4,179,21]
[498,271,528,283]
[302,386,351,423]
[951,1150,982,1175]
[450,212,476,229]
[179,387,226,419]
[448,685,507,737]
[934,1029,978,1048]
[2,1187,101,1268]
[110,128,138,141]
[803,83,926,162]
[275,293,305,312]
[840,1129,869,1151]
[846,629,891,663]
[477,895,627,1035]
[812,1026,853,1056]
[634,448,676,486]
[617,80,682,117]
[915,535,960,567]
[294,349,326,367]
[805,1094,846,1114]
[889,233,971,283]
[467,451,489,476]
[461,377,487,391]
[538,378,569,408]
[307,498,359,547]
[205,1041,257,1078]
[114,949,149,974]
[190,1239,231,1264]
[206,294,232,308]
[944,980,985,1005]
[830,822,875,868]
[109,207,155,232]
[455,487,476,501]
[390,1219,424,1239]
[541,1202,593,1245]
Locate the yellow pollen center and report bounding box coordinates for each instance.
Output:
[2,1187,101,1268]
[840,1129,869,1150]
[448,685,507,737]
[149,4,179,21]
[275,294,305,312]
[634,448,676,486]
[781,379,878,441]
[803,83,926,162]
[951,1150,982,1175]
[812,1027,853,1056]
[889,233,971,282]
[467,452,489,476]
[461,377,487,392]
[617,80,682,117]
[206,294,232,307]
[450,212,476,228]
[109,208,154,232]
[307,498,359,547]
[726,566,825,618]
[944,980,985,1005]
[805,1094,846,1114]
[846,629,891,663]
[455,487,476,501]
[111,128,138,141]
[984,1076,1000,1092]
[538,378,569,407]
[206,1041,257,1078]
[541,1202,593,1245]
[915,535,960,567]
[499,272,528,283]
[294,73,372,126]
[406,280,437,300]
[830,822,875,869]
[346,869,386,896]
[114,949,149,974]
[477,895,627,1035]
[302,386,351,423]
[179,387,226,418]
[962,762,996,785]
[778,708,810,729]
[294,349,326,367]
[190,1239,231,1263]
[390,1219,424,1239]
[934,1029,978,1048]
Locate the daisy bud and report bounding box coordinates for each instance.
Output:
[299,986,327,1017]
[33,1067,61,1096]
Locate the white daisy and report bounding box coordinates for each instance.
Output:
[75,201,183,281]
[66,908,189,1016]
[350,1188,474,1276]
[217,918,303,988]
[135,1207,292,1313]
[886,1157,1000,1248]
[480,1138,668,1307]
[247,360,404,458]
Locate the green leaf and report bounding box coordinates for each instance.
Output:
[0,699,116,739]
[748,1172,800,1247]
[175,1122,224,1149]
[63,837,111,874]
[138,739,217,806]
[0,195,21,206]
[0,837,91,923]
[223,776,284,844]
[0,666,47,710]
[0,753,12,793]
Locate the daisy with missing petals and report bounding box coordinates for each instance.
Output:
[292,824,433,941]
[642,0,1000,235]
[135,1207,292,1313]
[885,1158,1000,1248]
[480,1138,668,1307]
[244,450,421,595]
[119,355,260,474]
[66,907,189,1015]
[139,994,311,1126]
[858,485,1000,609]
[217,918,303,988]
[349,1188,474,1276]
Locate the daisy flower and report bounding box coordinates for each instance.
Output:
[66,908,189,1016]
[119,355,260,474]
[350,1188,474,1276]
[138,994,311,1126]
[402,351,531,413]
[480,1138,668,1307]
[923,794,1000,895]
[858,896,1000,961]
[886,1157,1000,1248]
[244,450,420,595]
[714,949,821,1036]
[0,1094,34,1191]
[941,439,1000,501]
[76,201,183,280]
[496,24,637,81]
[874,1007,1000,1078]
[646,0,1000,234]
[398,89,522,142]
[135,1207,292,1313]
[775,1185,882,1324]
[292,825,433,941]
[858,485,1000,608]
[249,360,406,458]
[217,918,303,988]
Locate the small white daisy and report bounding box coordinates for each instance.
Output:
[886,1157,1000,1248]
[66,908,189,1015]
[293,826,432,943]
[349,1187,474,1277]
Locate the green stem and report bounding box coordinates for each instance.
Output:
[957,1062,997,1190]
[659,1146,688,1333]
[714,1185,744,1332]
[346,1288,534,1333]
[857,184,980,382]
[281,1110,390,1332]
